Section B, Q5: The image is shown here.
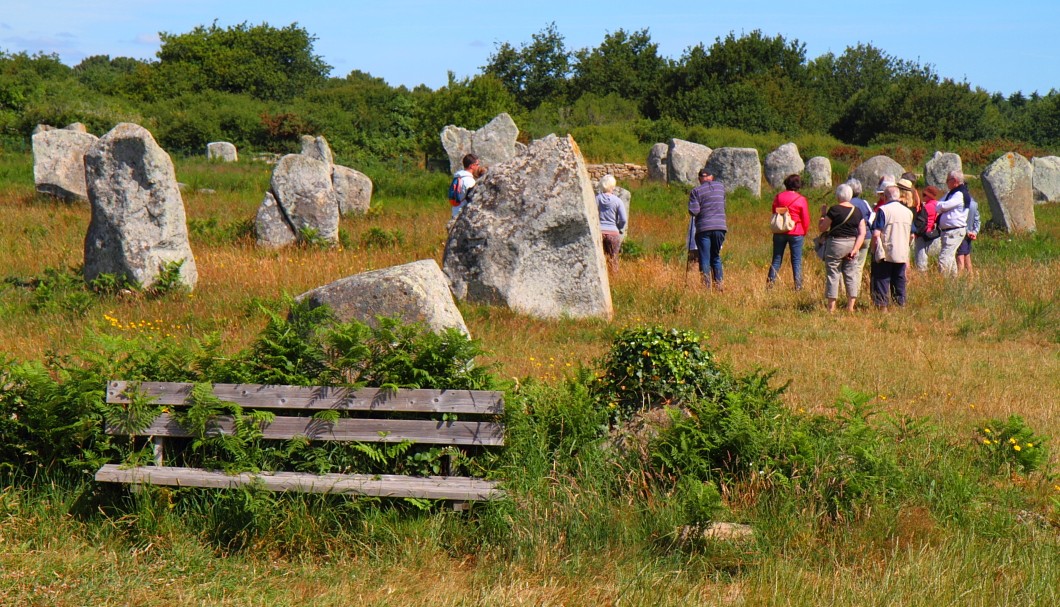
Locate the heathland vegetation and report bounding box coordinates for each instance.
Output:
[0,21,1058,606]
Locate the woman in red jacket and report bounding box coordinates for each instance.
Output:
[768,174,812,290]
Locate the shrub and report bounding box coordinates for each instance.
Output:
[360,226,405,249]
[975,415,1049,473]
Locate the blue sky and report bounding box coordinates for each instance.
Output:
[2,0,1056,96]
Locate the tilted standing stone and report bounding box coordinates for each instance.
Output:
[443,134,613,320]
[764,142,804,190]
[296,259,469,336]
[925,152,962,190]
[805,157,832,188]
[441,113,524,174]
[981,153,1035,233]
[332,164,373,216]
[32,126,99,201]
[647,143,669,183]
[83,123,197,290]
[705,147,761,197]
[851,155,905,193]
[254,191,297,248]
[667,139,712,186]
[270,154,340,243]
[1031,156,1060,204]
[207,141,238,162]
[300,135,334,165]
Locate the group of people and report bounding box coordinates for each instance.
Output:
[672,167,980,311]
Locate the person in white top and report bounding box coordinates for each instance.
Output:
[935,170,970,277]
[451,154,481,219]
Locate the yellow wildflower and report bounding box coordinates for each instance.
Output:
[1013,445,1021,451]
[982,439,992,445]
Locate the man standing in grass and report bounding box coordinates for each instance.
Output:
[869,184,914,309]
[688,168,727,292]
[936,170,970,277]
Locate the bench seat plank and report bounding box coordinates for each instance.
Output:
[95,464,502,501]
[106,414,505,446]
[108,382,503,415]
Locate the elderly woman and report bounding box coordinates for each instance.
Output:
[818,184,866,312]
[596,174,627,273]
[768,174,811,290]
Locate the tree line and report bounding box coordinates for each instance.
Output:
[2,21,1058,166]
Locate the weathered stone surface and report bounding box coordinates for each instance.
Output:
[300,135,334,165]
[1031,156,1060,204]
[925,151,962,190]
[667,139,712,186]
[764,142,804,190]
[441,113,523,174]
[269,154,340,243]
[705,147,761,197]
[83,123,197,290]
[64,122,88,133]
[32,124,54,135]
[851,155,905,193]
[981,153,1035,233]
[297,259,469,335]
[332,165,373,215]
[32,127,98,201]
[443,134,612,320]
[647,142,668,183]
[207,141,238,162]
[255,191,297,248]
[805,156,832,188]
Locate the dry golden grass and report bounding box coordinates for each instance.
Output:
[1,157,1057,447]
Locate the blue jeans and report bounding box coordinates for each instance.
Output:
[768,234,804,290]
[695,230,726,284]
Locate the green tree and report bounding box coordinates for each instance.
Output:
[155,21,330,101]
[483,22,570,110]
[416,72,518,159]
[570,28,667,116]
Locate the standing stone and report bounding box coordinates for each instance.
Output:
[83,123,197,290]
[441,113,523,174]
[64,122,88,133]
[32,127,99,201]
[705,147,762,197]
[851,155,905,193]
[647,143,669,183]
[332,165,373,215]
[255,191,297,248]
[981,153,1035,233]
[296,260,469,335]
[764,142,804,190]
[1031,156,1060,204]
[207,141,238,162]
[667,139,712,186]
[270,154,340,243]
[443,134,612,320]
[300,135,334,165]
[805,157,832,188]
[925,152,962,190]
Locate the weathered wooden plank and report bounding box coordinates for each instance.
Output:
[107,381,504,415]
[105,414,505,446]
[95,465,503,501]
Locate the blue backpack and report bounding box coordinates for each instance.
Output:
[448,175,466,207]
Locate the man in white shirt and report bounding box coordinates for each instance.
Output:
[450,154,480,219]
[935,170,970,277]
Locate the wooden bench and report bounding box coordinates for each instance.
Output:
[95,381,505,502]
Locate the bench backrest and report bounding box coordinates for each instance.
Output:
[106,381,505,446]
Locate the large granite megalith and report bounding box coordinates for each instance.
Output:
[443,134,613,320]
[851,155,905,193]
[647,143,669,183]
[805,156,832,188]
[705,147,762,197]
[269,153,340,243]
[296,259,469,335]
[441,113,524,174]
[83,123,198,290]
[667,139,712,186]
[1031,156,1060,204]
[764,142,804,190]
[206,141,238,162]
[981,153,1035,233]
[925,152,962,190]
[32,125,99,201]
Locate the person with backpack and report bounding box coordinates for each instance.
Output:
[449,153,481,219]
[911,185,942,271]
[768,174,811,291]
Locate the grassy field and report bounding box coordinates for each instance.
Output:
[1,149,1058,605]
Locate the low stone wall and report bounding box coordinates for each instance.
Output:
[586,163,648,182]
